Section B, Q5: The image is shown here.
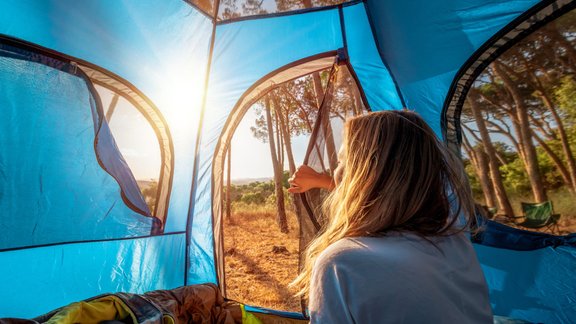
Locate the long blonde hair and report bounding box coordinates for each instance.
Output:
[291,110,475,298]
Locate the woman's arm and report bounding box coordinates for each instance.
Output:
[288,165,335,193]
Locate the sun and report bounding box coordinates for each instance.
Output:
[157,66,206,138]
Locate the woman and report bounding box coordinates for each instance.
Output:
[289,111,492,323]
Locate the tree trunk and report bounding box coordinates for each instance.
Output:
[272,92,296,174]
[351,85,363,116]
[462,133,497,208]
[226,144,232,221]
[272,91,305,223]
[494,62,547,202]
[221,147,225,221]
[538,89,576,193]
[322,109,338,171]
[281,86,328,172]
[467,91,515,217]
[531,130,574,193]
[524,60,576,192]
[265,96,288,233]
[275,109,284,170]
[105,93,120,122]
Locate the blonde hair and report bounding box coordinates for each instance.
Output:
[291,110,475,298]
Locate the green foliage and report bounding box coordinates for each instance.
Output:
[555,76,576,124]
[240,191,266,205]
[223,175,293,211]
[463,159,484,200]
[535,141,567,189]
[499,158,531,195]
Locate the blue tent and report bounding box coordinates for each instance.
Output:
[0,0,575,322]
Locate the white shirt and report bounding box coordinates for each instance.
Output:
[309,232,493,323]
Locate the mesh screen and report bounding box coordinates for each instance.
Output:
[218,0,352,21]
[188,0,216,16]
[299,64,367,258]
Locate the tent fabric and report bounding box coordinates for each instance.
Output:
[474,221,576,251]
[0,233,186,318]
[343,4,403,111]
[0,0,575,322]
[188,1,404,288]
[475,243,576,323]
[365,0,542,135]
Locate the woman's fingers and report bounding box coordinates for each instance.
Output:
[287,186,301,193]
[288,178,301,193]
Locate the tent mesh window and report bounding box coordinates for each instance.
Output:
[83,69,174,232]
[0,42,158,250]
[97,86,163,218]
[217,61,367,312]
[218,0,353,21]
[459,9,576,236]
[187,0,216,17]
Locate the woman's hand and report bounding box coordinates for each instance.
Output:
[288,165,334,193]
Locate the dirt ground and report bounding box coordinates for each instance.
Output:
[223,209,302,312]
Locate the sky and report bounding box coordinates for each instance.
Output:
[229,108,309,180]
[229,107,345,180]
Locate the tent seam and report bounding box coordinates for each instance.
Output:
[185,0,221,287]
[0,231,186,253]
[338,5,372,110]
[361,0,407,108]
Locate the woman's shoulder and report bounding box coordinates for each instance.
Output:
[316,234,412,266]
[317,232,472,269]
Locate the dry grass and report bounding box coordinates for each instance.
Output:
[223,206,302,312]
